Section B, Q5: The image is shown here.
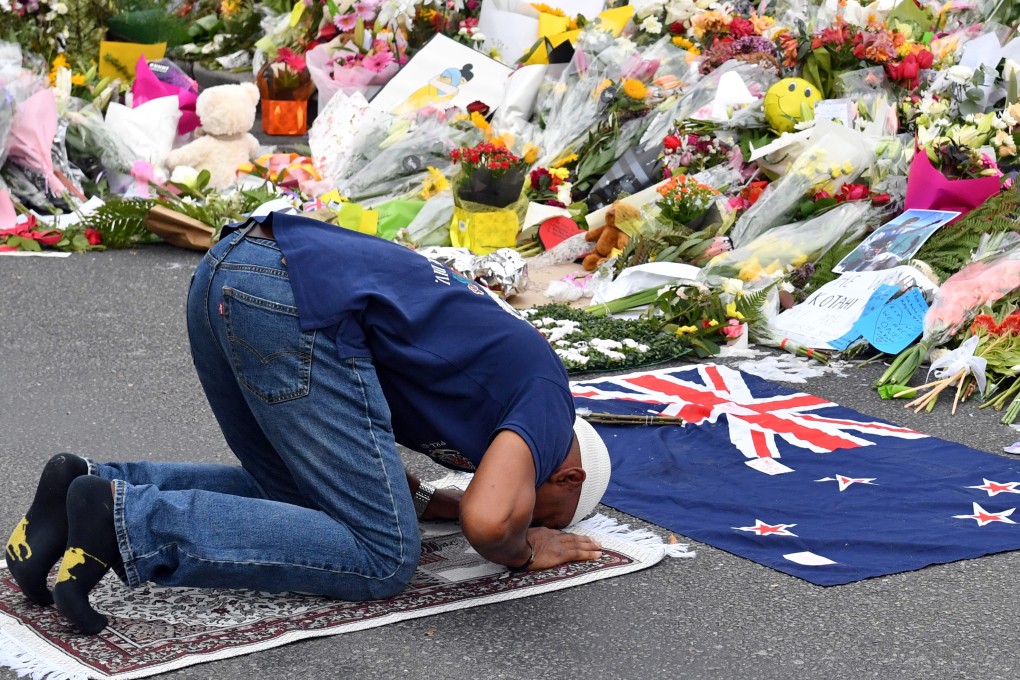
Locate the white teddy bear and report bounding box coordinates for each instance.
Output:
[166,82,261,190]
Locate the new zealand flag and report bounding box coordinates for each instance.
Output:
[571,364,1020,586]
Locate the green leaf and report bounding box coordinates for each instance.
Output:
[71,234,90,251]
[196,169,212,192]
[8,235,41,251]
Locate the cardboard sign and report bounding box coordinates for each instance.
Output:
[370,34,512,115]
[538,216,584,250]
[857,287,928,354]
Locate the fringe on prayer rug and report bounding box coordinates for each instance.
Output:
[0,511,685,680]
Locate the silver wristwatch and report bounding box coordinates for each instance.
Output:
[413,481,437,519]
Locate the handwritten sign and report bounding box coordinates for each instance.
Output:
[857,287,928,354]
[813,99,854,127]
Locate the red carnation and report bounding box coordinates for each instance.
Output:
[663,135,681,151]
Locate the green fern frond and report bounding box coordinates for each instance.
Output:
[80,198,160,249]
[913,186,1020,280]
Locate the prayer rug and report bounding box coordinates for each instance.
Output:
[571,363,1020,586]
[0,520,670,679]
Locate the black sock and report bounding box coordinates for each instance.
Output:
[5,453,89,605]
[52,476,122,635]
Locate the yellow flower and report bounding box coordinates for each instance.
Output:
[593,78,613,101]
[71,73,87,86]
[675,325,699,337]
[549,167,570,180]
[621,78,647,100]
[220,0,240,16]
[551,153,578,168]
[523,143,540,165]
[52,54,68,70]
[725,302,745,321]
[420,166,450,199]
[671,36,701,54]
[470,111,491,136]
[531,3,566,16]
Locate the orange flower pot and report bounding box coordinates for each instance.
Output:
[262,99,308,136]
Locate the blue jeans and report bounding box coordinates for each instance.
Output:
[93,226,420,599]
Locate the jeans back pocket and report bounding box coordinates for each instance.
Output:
[223,287,314,404]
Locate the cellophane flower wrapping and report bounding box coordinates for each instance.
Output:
[306,41,399,114]
[921,233,1020,348]
[701,200,871,287]
[0,89,14,169]
[334,114,472,205]
[532,28,646,169]
[64,98,138,185]
[730,120,874,247]
[640,60,773,152]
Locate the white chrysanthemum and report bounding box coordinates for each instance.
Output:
[556,348,590,365]
[640,15,663,34]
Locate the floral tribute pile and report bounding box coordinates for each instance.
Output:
[2,0,1020,425]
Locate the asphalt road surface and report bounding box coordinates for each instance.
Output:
[2,245,1019,679]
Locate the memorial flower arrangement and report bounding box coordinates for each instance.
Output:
[450,140,528,208]
[655,173,719,228]
[524,303,687,373]
[0,213,102,252]
[877,234,1020,393]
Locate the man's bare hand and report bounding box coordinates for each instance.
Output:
[421,487,463,522]
[524,527,602,571]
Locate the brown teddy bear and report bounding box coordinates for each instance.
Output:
[582,202,638,271]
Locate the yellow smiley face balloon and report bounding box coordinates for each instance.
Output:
[763,78,822,134]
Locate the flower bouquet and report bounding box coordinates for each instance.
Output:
[876,233,1020,391]
[730,120,874,247]
[306,7,400,114]
[449,140,529,254]
[701,200,871,287]
[641,280,772,358]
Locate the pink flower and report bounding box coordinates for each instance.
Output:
[130,160,155,184]
[276,47,306,72]
[354,1,377,21]
[334,12,358,31]
[362,50,394,72]
[721,319,744,339]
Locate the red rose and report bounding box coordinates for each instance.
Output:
[871,193,891,206]
[838,183,870,201]
[668,21,684,34]
[466,101,490,116]
[33,230,63,247]
[85,228,103,246]
[813,190,832,201]
[663,135,681,151]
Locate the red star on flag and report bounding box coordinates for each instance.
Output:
[816,474,877,491]
[966,479,1020,496]
[734,520,798,537]
[953,502,1017,527]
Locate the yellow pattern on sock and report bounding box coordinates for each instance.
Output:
[55,547,108,583]
[5,517,31,561]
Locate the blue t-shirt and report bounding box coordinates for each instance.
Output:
[257,213,574,486]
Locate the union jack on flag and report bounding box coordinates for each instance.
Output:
[571,365,1020,585]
